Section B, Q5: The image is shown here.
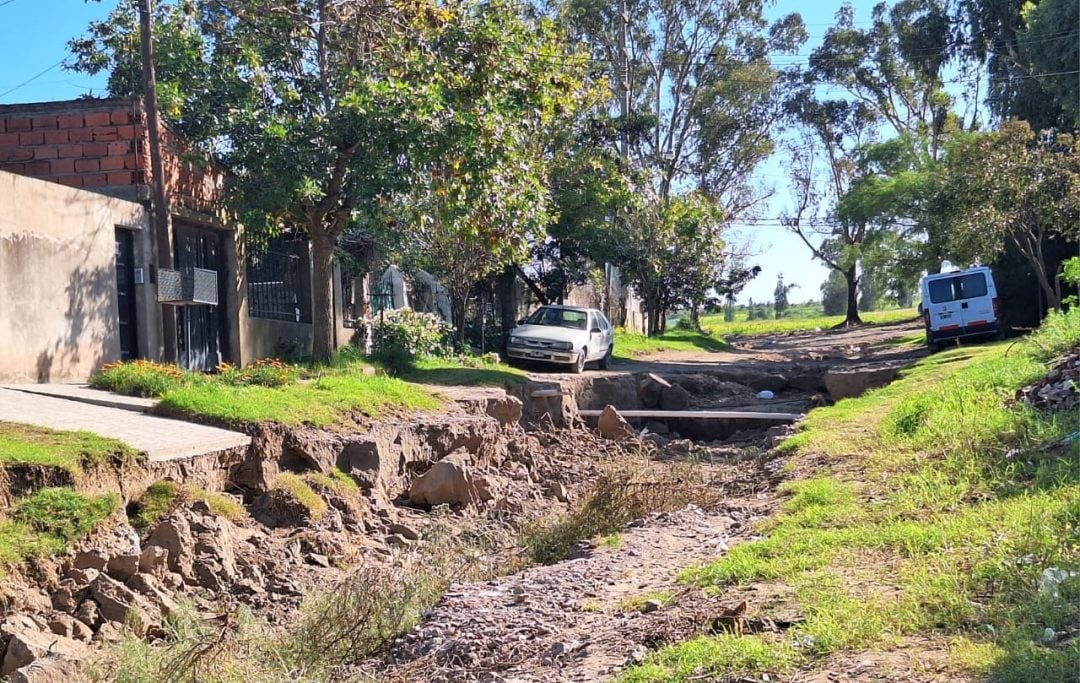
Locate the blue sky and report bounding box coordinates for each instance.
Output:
[0,0,925,305]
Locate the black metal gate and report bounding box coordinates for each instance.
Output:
[114,228,138,361]
[174,223,229,371]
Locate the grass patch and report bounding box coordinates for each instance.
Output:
[0,488,120,574]
[131,480,247,528]
[400,355,527,387]
[275,473,329,519]
[304,469,360,496]
[158,374,440,427]
[598,532,624,549]
[621,634,797,683]
[628,309,1080,682]
[0,422,138,475]
[91,357,442,427]
[614,328,730,359]
[698,307,917,337]
[614,589,675,613]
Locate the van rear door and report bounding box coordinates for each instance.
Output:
[926,275,963,334]
[955,271,994,328]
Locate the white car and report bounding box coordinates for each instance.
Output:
[506,305,615,373]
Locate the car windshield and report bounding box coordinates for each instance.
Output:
[525,307,588,330]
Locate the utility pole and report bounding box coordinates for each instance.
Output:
[608,0,631,326]
[138,0,177,363]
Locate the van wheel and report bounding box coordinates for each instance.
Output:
[925,333,939,353]
[572,348,587,374]
[598,345,613,370]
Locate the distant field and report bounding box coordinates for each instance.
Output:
[698,308,919,337]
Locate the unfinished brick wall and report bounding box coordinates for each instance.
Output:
[0,99,223,215]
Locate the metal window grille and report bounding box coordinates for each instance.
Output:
[247,249,307,322]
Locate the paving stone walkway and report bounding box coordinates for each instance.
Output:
[0,387,250,462]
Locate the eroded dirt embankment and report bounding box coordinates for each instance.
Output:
[0,323,926,681]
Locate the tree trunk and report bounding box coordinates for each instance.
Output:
[450,290,468,351]
[311,232,337,363]
[843,266,862,326]
[495,266,518,334]
[690,303,700,330]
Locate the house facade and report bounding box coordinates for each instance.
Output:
[0,98,352,382]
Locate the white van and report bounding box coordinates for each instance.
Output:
[919,266,1002,351]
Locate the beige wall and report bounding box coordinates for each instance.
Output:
[0,171,150,382]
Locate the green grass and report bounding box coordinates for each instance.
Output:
[625,309,1080,682]
[275,473,329,519]
[401,356,527,387]
[0,421,139,475]
[614,328,731,359]
[158,374,440,427]
[698,307,918,337]
[304,469,360,496]
[131,480,247,527]
[92,355,444,427]
[0,487,120,575]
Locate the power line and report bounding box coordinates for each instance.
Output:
[0,60,64,101]
[0,0,18,8]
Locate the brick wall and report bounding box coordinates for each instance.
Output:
[0,99,223,216]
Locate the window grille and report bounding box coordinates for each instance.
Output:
[247,249,307,322]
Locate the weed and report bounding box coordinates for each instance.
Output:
[523,458,721,564]
[303,469,360,496]
[598,533,624,549]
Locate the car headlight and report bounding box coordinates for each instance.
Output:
[553,341,573,351]
[509,336,523,346]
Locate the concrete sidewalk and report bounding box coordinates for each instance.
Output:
[0,388,250,462]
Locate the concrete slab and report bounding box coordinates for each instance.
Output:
[1,384,156,413]
[0,388,250,462]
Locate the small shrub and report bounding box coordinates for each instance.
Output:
[523,459,722,564]
[14,487,119,546]
[371,309,453,368]
[90,360,192,397]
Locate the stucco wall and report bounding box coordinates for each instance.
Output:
[0,171,149,382]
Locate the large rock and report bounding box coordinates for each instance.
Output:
[90,574,159,634]
[409,451,477,507]
[138,546,169,578]
[125,574,180,617]
[105,554,140,582]
[2,629,85,675]
[8,655,85,683]
[145,514,195,580]
[46,616,92,643]
[659,384,692,410]
[597,405,637,442]
[824,367,898,401]
[72,551,107,572]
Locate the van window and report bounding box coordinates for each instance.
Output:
[928,273,988,303]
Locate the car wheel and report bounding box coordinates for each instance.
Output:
[598,345,613,370]
[572,347,587,374]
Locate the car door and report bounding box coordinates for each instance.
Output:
[926,276,963,334]
[599,312,614,350]
[587,312,606,360]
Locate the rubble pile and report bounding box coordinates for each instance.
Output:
[1017,346,1080,412]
